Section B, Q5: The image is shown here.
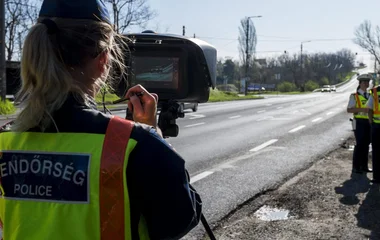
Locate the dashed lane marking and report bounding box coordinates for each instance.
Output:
[249,139,278,152]
[289,125,306,133]
[190,171,214,184]
[185,123,205,128]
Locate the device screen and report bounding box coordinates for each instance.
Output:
[132,56,179,89]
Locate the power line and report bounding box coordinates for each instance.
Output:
[197,36,354,43]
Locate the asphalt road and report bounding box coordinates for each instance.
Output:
[0,70,365,239]
[114,71,363,239]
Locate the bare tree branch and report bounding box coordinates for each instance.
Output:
[354,20,380,67]
[105,0,157,33]
[238,18,257,71]
[5,0,40,60]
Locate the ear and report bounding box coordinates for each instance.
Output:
[96,51,109,74]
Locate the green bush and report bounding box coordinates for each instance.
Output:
[277,81,297,92]
[320,77,329,86]
[305,80,319,91]
[215,84,238,93]
[0,100,16,115]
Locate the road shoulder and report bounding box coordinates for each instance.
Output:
[207,136,380,240]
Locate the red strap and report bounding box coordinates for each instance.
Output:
[100,116,134,240]
[355,93,362,108]
[374,88,379,112]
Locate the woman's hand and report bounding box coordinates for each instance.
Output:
[125,85,158,127]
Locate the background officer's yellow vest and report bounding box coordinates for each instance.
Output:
[0,117,149,240]
[372,87,380,124]
[353,93,369,119]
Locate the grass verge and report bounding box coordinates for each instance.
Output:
[252,91,311,95]
[344,72,356,81]
[96,90,264,105]
[95,93,119,104]
[209,89,263,102]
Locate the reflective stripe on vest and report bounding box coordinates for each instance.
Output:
[354,93,369,119]
[100,116,133,240]
[373,88,380,123]
[0,116,145,240]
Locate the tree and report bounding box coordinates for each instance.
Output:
[5,0,39,60]
[105,0,156,33]
[222,59,236,83]
[238,17,257,77]
[354,20,380,67]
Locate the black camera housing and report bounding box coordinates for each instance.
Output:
[113,33,217,103]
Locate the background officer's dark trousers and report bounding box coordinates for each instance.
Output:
[353,119,371,171]
[372,123,380,181]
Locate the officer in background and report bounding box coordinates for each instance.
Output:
[347,74,372,174]
[367,77,380,184]
[0,0,202,239]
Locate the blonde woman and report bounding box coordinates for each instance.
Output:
[0,0,202,239]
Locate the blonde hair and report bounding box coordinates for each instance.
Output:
[13,17,127,132]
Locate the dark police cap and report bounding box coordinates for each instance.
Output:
[39,0,111,24]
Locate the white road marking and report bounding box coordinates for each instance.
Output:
[189,114,206,120]
[312,117,323,122]
[229,115,241,119]
[250,139,278,152]
[257,116,273,121]
[326,112,334,115]
[289,125,306,133]
[257,110,266,113]
[301,109,312,115]
[271,118,292,121]
[266,104,273,106]
[190,171,214,184]
[185,122,205,128]
[277,107,283,109]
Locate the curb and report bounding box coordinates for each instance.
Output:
[0,115,17,120]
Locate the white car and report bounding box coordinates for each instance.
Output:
[321,85,331,92]
[330,85,336,92]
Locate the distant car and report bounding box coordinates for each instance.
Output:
[330,85,336,92]
[321,85,331,92]
[180,102,198,112]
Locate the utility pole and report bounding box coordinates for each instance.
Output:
[300,43,303,91]
[245,17,249,95]
[182,26,185,36]
[300,41,311,92]
[0,0,6,102]
[375,58,377,73]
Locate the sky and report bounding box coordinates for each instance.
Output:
[128,0,380,68]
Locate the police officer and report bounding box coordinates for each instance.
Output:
[367,79,380,184]
[347,74,372,174]
[0,1,202,239]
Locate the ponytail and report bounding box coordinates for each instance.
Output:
[13,21,72,132]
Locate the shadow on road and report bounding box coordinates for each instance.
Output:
[356,184,380,239]
[335,173,370,205]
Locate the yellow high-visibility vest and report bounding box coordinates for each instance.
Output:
[0,117,150,240]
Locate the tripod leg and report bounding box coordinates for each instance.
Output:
[201,214,217,240]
